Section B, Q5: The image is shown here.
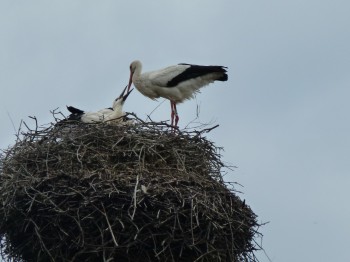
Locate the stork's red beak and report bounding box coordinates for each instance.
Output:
[127,71,133,92]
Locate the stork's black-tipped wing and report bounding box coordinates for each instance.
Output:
[66,106,85,121]
[67,106,84,114]
[167,64,228,87]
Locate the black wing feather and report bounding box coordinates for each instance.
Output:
[66,106,84,121]
[167,64,228,87]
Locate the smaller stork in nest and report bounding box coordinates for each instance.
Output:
[66,86,133,124]
[127,60,228,128]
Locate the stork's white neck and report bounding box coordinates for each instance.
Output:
[131,60,143,79]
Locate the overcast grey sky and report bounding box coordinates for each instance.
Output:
[1,1,350,261]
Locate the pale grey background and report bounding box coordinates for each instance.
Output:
[1,1,350,261]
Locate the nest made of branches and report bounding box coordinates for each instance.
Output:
[0,113,261,262]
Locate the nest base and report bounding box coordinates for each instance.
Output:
[0,116,260,261]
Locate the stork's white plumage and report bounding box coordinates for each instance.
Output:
[66,86,133,124]
[127,60,228,127]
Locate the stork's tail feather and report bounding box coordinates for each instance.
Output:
[212,65,228,81]
[217,72,228,81]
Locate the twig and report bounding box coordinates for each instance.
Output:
[102,204,119,247]
[131,174,140,220]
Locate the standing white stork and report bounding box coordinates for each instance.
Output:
[66,86,133,124]
[127,60,228,127]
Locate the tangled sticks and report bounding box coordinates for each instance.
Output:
[0,115,261,262]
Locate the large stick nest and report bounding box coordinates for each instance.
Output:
[0,114,261,262]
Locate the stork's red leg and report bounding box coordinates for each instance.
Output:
[173,103,179,127]
[170,101,179,129]
[170,101,175,127]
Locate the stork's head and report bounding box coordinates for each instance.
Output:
[128,60,142,92]
[113,85,133,109]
